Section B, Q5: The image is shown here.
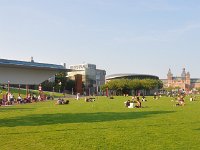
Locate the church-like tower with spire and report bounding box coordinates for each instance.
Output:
[163,68,200,91]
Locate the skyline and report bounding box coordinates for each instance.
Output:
[0,0,200,78]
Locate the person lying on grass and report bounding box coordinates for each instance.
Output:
[56,98,69,105]
[85,97,95,102]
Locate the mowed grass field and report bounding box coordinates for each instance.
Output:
[0,96,200,150]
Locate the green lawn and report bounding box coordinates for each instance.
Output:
[0,96,200,150]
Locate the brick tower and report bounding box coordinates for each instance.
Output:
[181,68,186,80]
[167,69,173,86]
[186,71,191,86]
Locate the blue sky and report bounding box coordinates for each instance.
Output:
[0,0,200,78]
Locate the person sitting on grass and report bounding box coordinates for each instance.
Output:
[128,100,134,108]
[176,95,185,106]
[124,100,130,107]
[17,95,22,104]
[190,96,194,101]
[32,94,38,102]
[135,97,142,108]
[142,95,147,101]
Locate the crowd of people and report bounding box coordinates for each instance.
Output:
[123,92,198,109]
[1,90,198,108]
[174,93,196,106]
[0,92,49,106]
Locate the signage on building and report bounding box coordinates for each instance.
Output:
[70,64,96,70]
[70,65,86,70]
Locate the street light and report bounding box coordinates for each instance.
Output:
[7,81,10,101]
[72,88,74,95]
[58,82,62,93]
[18,84,21,96]
[52,87,55,100]
[8,81,10,94]
[96,80,99,96]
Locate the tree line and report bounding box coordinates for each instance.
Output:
[101,79,163,96]
[41,71,75,93]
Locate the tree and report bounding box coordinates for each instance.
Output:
[41,71,75,93]
[101,78,162,96]
[164,86,173,92]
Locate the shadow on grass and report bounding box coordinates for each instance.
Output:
[195,128,200,130]
[0,111,174,127]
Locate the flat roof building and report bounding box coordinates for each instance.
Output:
[0,58,68,85]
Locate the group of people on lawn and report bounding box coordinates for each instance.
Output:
[56,98,69,105]
[125,96,143,108]
[174,93,196,106]
[124,93,194,108]
[1,90,196,107]
[175,94,186,106]
[172,93,196,106]
[0,92,47,106]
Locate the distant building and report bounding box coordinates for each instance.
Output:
[106,73,159,81]
[67,63,106,95]
[106,73,159,95]
[0,58,67,85]
[161,68,200,91]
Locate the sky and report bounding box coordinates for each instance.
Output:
[0,0,200,79]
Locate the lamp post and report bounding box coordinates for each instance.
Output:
[7,81,10,94]
[89,88,90,96]
[18,84,21,96]
[7,81,10,101]
[26,85,29,98]
[96,80,99,96]
[58,82,62,93]
[53,87,54,100]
